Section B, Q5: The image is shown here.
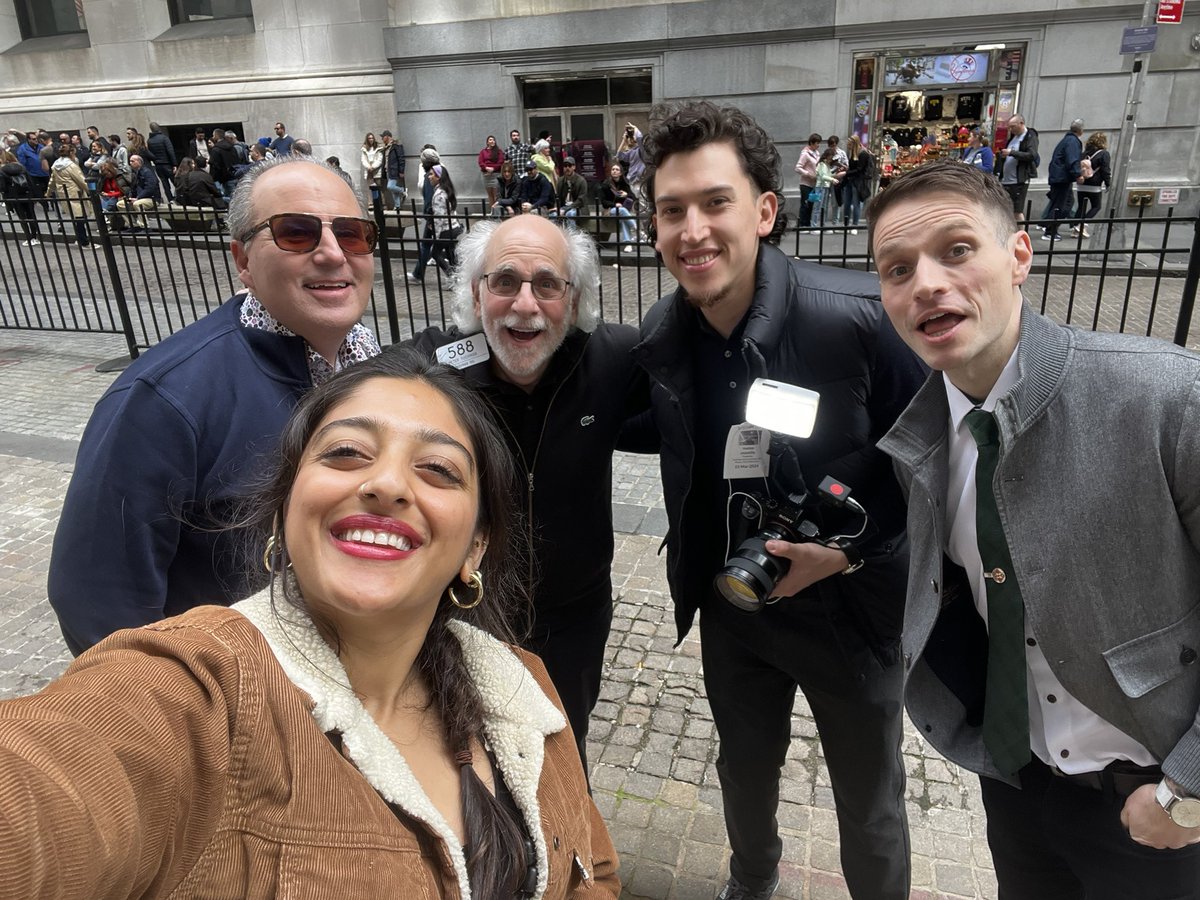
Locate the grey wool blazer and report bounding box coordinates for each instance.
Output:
[880,305,1200,794]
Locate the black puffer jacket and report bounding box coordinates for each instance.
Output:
[633,243,927,653]
[395,324,651,627]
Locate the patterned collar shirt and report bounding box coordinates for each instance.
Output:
[238,292,380,384]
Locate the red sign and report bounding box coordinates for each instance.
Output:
[1157,0,1185,24]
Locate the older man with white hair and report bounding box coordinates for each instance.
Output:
[393,214,650,770]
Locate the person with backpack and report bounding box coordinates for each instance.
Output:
[1073,131,1112,239]
[0,148,41,245]
[995,114,1039,221]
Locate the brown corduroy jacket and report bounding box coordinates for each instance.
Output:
[0,598,618,899]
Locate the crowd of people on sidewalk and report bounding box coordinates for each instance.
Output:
[0,103,1192,900]
[792,116,1113,241]
[1,121,656,264]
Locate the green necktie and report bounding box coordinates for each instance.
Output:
[965,409,1031,776]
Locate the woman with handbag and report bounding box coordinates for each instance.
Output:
[409,164,461,281]
[1073,131,1111,239]
[361,132,383,210]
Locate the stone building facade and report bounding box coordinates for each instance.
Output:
[2,0,1197,212]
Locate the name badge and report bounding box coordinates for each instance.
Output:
[723,423,769,479]
[435,335,490,369]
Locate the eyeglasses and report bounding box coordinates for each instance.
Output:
[242,214,378,255]
[481,271,572,303]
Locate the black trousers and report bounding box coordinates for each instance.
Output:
[799,185,814,227]
[699,595,909,898]
[1045,181,1076,236]
[522,601,613,776]
[154,164,175,201]
[980,757,1200,899]
[1076,190,1104,221]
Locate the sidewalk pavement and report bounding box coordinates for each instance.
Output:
[0,327,997,899]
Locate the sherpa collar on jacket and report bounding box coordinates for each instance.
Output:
[234,588,567,900]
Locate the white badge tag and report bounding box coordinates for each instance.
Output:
[723,423,770,479]
[435,334,490,369]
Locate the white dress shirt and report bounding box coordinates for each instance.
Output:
[942,347,1156,774]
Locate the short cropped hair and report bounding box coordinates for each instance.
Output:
[450,219,601,334]
[640,100,784,243]
[866,160,1016,255]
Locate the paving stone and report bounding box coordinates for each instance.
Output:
[935,861,978,897]
[688,812,727,845]
[659,778,698,808]
[614,797,654,828]
[639,829,682,866]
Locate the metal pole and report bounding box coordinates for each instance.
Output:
[1105,0,1156,249]
[1173,216,1200,348]
[89,189,140,370]
[370,184,401,345]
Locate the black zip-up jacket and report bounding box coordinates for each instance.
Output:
[147,131,176,168]
[632,243,927,655]
[209,139,240,183]
[395,324,651,627]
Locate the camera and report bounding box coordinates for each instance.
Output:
[715,457,860,611]
[713,380,868,612]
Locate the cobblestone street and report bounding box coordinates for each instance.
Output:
[0,326,1002,899]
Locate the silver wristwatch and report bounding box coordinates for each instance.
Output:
[1155,779,1200,828]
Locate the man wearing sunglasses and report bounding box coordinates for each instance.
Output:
[49,155,380,656]
[391,214,651,775]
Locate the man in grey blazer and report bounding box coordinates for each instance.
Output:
[869,160,1200,897]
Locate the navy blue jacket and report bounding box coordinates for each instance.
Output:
[1047,131,1083,185]
[48,296,313,654]
[516,172,553,210]
[147,131,176,167]
[132,164,160,201]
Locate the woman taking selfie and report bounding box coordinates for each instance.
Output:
[0,351,618,899]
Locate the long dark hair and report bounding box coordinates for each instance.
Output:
[433,165,458,212]
[247,350,531,896]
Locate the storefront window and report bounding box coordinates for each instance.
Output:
[14,0,86,39]
[852,45,1025,187]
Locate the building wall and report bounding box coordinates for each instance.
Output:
[1,0,1197,211]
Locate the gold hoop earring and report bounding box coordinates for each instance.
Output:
[263,513,290,573]
[448,571,484,609]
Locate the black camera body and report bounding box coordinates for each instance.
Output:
[713,437,863,612]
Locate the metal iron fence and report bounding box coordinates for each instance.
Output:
[2,192,1197,365]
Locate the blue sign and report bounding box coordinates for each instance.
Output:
[1120,25,1159,54]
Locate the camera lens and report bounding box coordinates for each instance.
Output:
[714,532,791,612]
